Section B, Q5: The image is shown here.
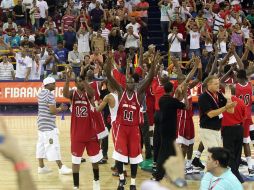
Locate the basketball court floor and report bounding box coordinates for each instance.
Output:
[0,115,254,190]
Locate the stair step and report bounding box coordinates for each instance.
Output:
[148,6,159,12]
[148,18,160,25]
[148,24,161,30]
[148,31,162,37]
[148,11,160,19]
[148,37,163,44]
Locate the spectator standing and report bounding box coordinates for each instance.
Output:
[125,17,141,34]
[88,0,103,13]
[68,43,83,77]
[231,24,244,57]
[108,27,123,51]
[168,26,184,61]
[114,44,127,73]
[136,0,149,24]
[30,51,42,80]
[13,0,26,26]
[30,1,41,32]
[90,2,104,31]
[61,9,76,34]
[186,23,201,58]
[0,0,15,19]
[3,18,18,32]
[158,0,171,47]
[44,47,59,75]
[123,26,139,50]
[54,41,69,64]
[63,26,76,51]
[22,0,33,25]
[77,25,91,56]
[36,0,48,27]
[45,23,58,49]
[101,22,110,43]
[0,54,15,80]
[91,29,106,53]
[5,29,21,48]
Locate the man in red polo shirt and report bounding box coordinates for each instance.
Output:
[221,85,246,183]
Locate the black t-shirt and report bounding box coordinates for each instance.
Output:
[159,95,185,139]
[13,5,25,20]
[198,91,227,130]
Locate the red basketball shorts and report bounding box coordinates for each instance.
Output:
[243,118,252,143]
[113,124,143,164]
[176,116,195,146]
[71,139,103,164]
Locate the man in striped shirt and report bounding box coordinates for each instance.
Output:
[0,55,15,80]
[36,77,72,175]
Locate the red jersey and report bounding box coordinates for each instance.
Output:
[196,82,203,96]
[152,77,165,111]
[89,81,101,102]
[116,91,141,126]
[222,96,247,127]
[146,86,155,126]
[71,90,96,142]
[176,87,193,119]
[235,82,252,118]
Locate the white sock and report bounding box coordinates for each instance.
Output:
[131,178,136,185]
[123,165,126,171]
[195,151,201,158]
[186,160,192,168]
[246,157,252,169]
[119,174,125,180]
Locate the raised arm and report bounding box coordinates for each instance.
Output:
[232,44,244,70]
[63,66,74,100]
[189,57,202,89]
[137,51,160,96]
[104,54,123,95]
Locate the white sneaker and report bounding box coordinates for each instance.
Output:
[93,180,100,190]
[38,166,52,174]
[73,187,79,190]
[59,165,72,175]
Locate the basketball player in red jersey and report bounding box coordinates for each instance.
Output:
[63,68,103,190]
[104,52,160,190]
[173,57,202,174]
[235,70,254,176]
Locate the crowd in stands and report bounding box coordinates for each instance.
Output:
[0,0,253,81]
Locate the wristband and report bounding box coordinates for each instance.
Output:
[14,162,30,172]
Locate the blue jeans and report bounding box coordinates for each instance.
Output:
[188,49,201,59]
[15,19,26,26]
[72,67,81,77]
[235,45,243,57]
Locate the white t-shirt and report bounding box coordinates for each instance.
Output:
[101,28,110,43]
[23,0,33,9]
[36,0,48,18]
[168,33,182,52]
[77,32,90,53]
[15,53,32,78]
[189,30,200,49]
[241,26,250,39]
[124,33,139,48]
[219,41,227,54]
[125,23,141,34]
[0,0,14,9]
[160,5,170,22]
[30,59,42,80]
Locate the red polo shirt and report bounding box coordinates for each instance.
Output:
[222,96,247,127]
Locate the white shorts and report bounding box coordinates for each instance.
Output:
[36,128,61,161]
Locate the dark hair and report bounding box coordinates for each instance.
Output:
[237,69,247,80]
[164,82,173,93]
[132,73,140,83]
[224,65,231,73]
[208,147,230,168]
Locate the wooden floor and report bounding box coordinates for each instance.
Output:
[0,115,253,190]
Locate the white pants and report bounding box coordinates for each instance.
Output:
[199,128,222,150]
[36,128,61,161]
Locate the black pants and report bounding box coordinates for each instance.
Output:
[222,125,244,183]
[153,111,161,163]
[155,137,175,181]
[101,121,111,158]
[141,112,152,159]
